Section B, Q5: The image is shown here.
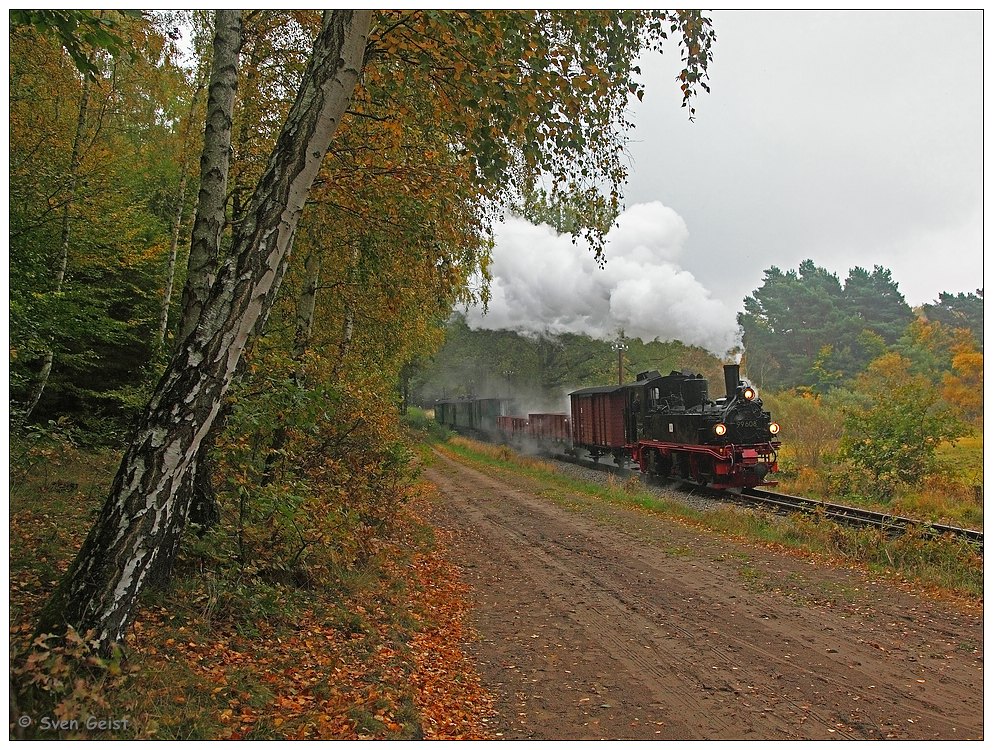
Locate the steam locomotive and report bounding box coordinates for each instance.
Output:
[434,363,781,489]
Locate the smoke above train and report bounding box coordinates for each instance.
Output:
[462,202,738,356]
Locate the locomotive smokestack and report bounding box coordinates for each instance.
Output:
[723,364,740,399]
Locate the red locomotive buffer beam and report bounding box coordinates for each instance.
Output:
[631,440,780,489]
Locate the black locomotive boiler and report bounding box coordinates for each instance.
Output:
[629,364,779,487]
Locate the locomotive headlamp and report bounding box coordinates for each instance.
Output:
[714,423,727,436]
[742,387,756,401]
[769,422,781,435]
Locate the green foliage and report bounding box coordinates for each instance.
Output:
[367,10,715,261]
[766,381,982,528]
[9,10,143,78]
[9,419,79,496]
[760,390,842,469]
[837,353,967,499]
[921,289,983,348]
[739,260,914,391]
[16,8,726,652]
[843,266,913,344]
[203,357,421,588]
[519,185,617,241]
[888,318,984,428]
[9,14,195,434]
[402,407,451,443]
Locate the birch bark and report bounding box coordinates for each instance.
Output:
[293,249,322,369]
[149,11,242,582]
[176,10,242,347]
[156,75,206,350]
[38,10,372,649]
[333,243,362,376]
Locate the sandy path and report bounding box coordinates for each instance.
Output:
[424,449,983,740]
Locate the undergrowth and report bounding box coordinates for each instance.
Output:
[771,436,983,530]
[9,421,494,740]
[401,406,451,443]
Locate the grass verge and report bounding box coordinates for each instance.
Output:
[439,436,983,601]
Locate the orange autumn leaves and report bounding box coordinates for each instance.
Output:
[134,500,494,741]
[11,451,496,740]
[406,543,496,739]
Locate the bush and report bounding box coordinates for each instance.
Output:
[401,407,450,442]
[196,366,422,596]
[839,354,966,499]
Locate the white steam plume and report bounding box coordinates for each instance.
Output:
[463,202,738,355]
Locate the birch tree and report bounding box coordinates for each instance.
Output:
[151,10,243,583]
[38,9,373,649]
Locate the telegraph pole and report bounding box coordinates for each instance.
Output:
[612,338,628,385]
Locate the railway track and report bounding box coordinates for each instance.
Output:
[738,485,984,550]
[551,448,983,553]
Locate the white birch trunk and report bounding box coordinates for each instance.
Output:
[176,10,242,347]
[293,249,322,364]
[157,76,206,349]
[148,13,241,583]
[39,10,373,649]
[334,243,362,374]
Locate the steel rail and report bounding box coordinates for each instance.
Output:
[548,448,983,553]
[739,486,984,550]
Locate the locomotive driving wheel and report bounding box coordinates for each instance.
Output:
[695,456,715,486]
[646,448,672,479]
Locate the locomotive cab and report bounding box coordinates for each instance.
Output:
[624,365,780,449]
[626,370,713,444]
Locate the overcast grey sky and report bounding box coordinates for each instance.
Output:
[624,9,982,307]
[466,10,983,353]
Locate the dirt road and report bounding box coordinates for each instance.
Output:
[424,449,984,740]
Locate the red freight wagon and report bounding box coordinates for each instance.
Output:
[497,415,529,440]
[527,413,571,443]
[569,385,629,460]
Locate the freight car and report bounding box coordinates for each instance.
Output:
[434,363,780,489]
[496,413,571,451]
[434,397,516,436]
